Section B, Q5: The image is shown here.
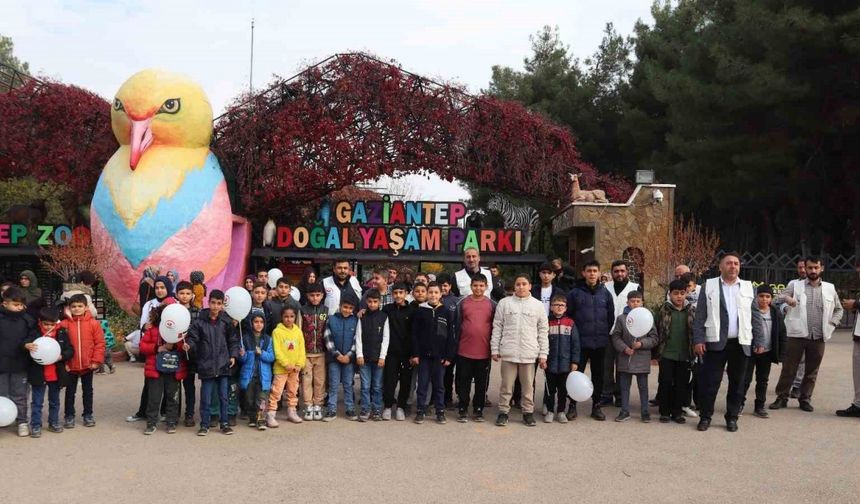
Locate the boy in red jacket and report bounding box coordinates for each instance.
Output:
[28,308,74,437]
[139,304,189,435]
[60,294,105,429]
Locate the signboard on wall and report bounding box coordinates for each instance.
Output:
[0,224,87,247]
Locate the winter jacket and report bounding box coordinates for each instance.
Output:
[547,315,580,374]
[265,296,301,334]
[272,323,306,373]
[654,301,696,360]
[356,309,390,362]
[59,311,105,374]
[186,309,240,379]
[412,302,456,361]
[300,303,328,354]
[759,306,788,364]
[566,281,615,349]
[0,306,37,374]
[324,313,359,363]
[139,326,188,380]
[491,295,549,363]
[383,302,415,358]
[611,312,658,374]
[239,331,275,390]
[28,325,74,387]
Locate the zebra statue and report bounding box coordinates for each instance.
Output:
[487,195,539,251]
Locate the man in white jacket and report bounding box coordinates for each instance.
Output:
[454,248,493,298]
[322,258,363,315]
[491,274,549,427]
[770,257,843,412]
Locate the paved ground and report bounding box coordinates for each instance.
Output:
[2,331,859,503]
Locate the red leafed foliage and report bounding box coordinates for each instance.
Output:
[214,53,632,218]
[0,79,116,194]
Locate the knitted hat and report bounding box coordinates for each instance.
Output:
[757,284,774,296]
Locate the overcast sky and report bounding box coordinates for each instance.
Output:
[3,0,654,200]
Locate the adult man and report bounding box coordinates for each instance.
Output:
[361,268,394,309]
[836,261,860,419]
[770,257,843,412]
[453,248,493,298]
[602,260,640,406]
[551,257,576,292]
[386,265,398,287]
[777,259,808,398]
[693,252,764,432]
[566,260,615,421]
[488,263,506,302]
[322,258,363,315]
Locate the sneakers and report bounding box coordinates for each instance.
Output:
[681,407,699,418]
[414,412,426,424]
[184,415,195,427]
[83,416,96,427]
[641,413,652,423]
[382,408,392,421]
[248,417,258,428]
[126,414,144,422]
[17,423,29,437]
[544,412,554,423]
[458,410,468,423]
[323,410,337,422]
[371,411,383,422]
[358,410,370,423]
[523,413,536,427]
[63,417,75,429]
[228,415,238,426]
[144,424,157,435]
[591,406,606,421]
[47,424,63,433]
[436,412,447,424]
[615,411,631,422]
[29,425,41,438]
[672,415,686,424]
[303,408,314,422]
[473,410,485,423]
[346,410,358,421]
[566,404,577,421]
[197,426,209,436]
[220,424,234,435]
[753,407,769,418]
[836,404,860,417]
[495,413,509,427]
[557,412,568,424]
[769,398,788,410]
[395,408,406,421]
[266,411,279,428]
[166,423,177,434]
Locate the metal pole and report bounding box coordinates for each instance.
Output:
[249,19,255,93]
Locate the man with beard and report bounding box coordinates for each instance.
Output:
[602,260,640,407]
[322,258,363,316]
[777,260,808,398]
[836,261,860,419]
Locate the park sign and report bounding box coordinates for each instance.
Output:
[0,223,83,247]
[274,196,524,256]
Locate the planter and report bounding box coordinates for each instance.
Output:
[111,350,128,363]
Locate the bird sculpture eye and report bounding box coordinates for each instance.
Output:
[158,98,181,114]
[113,98,124,112]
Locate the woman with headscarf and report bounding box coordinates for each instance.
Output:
[166,270,179,294]
[18,270,42,304]
[138,266,161,312]
[296,267,318,306]
[243,275,256,293]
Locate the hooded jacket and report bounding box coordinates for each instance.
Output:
[186,309,240,379]
[611,310,658,374]
[412,302,456,360]
[272,323,306,373]
[139,326,188,380]
[19,270,42,305]
[59,310,106,374]
[0,305,38,374]
[238,331,275,390]
[27,324,74,387]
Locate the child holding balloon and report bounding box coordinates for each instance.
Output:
[27,308,74,437]
[610,291,658,422]
[139,304,189,435]
[0,287,38,436]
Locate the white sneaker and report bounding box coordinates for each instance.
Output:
[682,407,699,418]
[17,423,29,437]
[382,408,392,421]
[557,412,569,424]
[312,406,323,421]
[542,404,548,415]
[395,408,406,421]
[544,412,554,423]
[126,414,144,422]
[128,355,137,362]
[303,408,313,421]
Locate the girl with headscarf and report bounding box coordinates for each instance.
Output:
[296,267,318,306]
[138,266,161,311]
[244,275,256,292]
[19,270,42,304]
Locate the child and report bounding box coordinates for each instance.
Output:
[742,285,787,418]
[323,293,360,421]
[190,271,206,310]
[654,279,697,423]
[1,287,38,436]
[246,282,273,333]
[412,282,456,424]
[186,290,240,436]
[382,282,415,421]
[300,283,327,421]
[356,289,390,421]
[455,275,496,423]
[139,304,189,435]
[611,291,657,422]
[239,313,275,430]
[60,294,106,429]
[531,262,565,317]
[28,308,74,437]
[409,282,428,307]
[267,306,306,426]
[544,295,580,423]
[437,273,459,409]
[175,280,200,426]
[491,274,549,427]
[266,277,301,334]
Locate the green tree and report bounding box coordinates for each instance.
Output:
[0,34,31,91]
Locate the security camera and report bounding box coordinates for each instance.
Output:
[652,189,664,205]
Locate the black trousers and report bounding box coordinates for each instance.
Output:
[136,376,167,417]
[64,371,94,419]
[698,339,748,421]
[544,371,570,413]
[658,358,691,417]
[383,354,413,409]
[444,361,456,405]
[742,354,773,408]
[181,372,196,418]
[576,346,605,405]
[146,375,179,425]
[456,356,491,413]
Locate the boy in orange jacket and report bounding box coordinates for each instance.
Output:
[60,294,105,429]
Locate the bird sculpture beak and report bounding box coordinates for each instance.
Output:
[129,117,153,170]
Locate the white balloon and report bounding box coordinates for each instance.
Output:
[625,307,655,338]
[0,396,17,427]
[30,336,62,365]
[566,371,594,402]
[290,285,300,302]
[224,286,252,320]
[267,268,283,289]
[160,304,191,344]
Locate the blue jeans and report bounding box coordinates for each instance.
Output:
[359,362,384,413]
[64,371,94,420]
[327,361,355,413]
[199,376,229,428]
[31,382,61,428]
[417,358,445,413]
